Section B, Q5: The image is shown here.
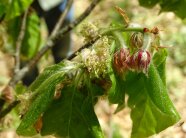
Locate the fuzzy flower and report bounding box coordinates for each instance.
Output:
[80,22,99,42]
[80,37,110,78]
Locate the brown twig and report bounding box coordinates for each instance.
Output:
[67,36,101,60]
[0,10,28,111]
[50,0,73,37]
[0,100,20,119]
[14,10,28,74]
[6,0,102,86]
[26,0,101,71]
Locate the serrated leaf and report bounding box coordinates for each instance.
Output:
[5,0,33,20]
[126,63,180,138]
[41,85,104,138]
[16,63,67,136]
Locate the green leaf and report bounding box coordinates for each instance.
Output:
[16,63,67,136]
[6,0,33,20]
[29,62,66,92]
[138,0,160,8]
[108,72,125,104]
[126,63,180,138]
[21,12,41,59]
[7,11,41,60]
[0,2,6,17]
[160,0,186,19]
[15,82,27,95]
[153,49,168,67]
[145,63,179,116]
[41,86,104,138]
[138,0,186,19]
[153,49,168,85]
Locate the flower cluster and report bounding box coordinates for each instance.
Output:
[113,31,152,75]
[80,37,110,78]
[80,22,99,42]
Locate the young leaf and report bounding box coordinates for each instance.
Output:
[126,63,180,138]
[29,62,66,92]
[41,86,104,138]
[145,63,179,117]
[16,63,70,136]
[108,72,125,105]
[153,49,168,85]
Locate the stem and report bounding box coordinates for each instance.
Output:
[50,0,73,37]
[14,10,28,74]
[67,26,144,60]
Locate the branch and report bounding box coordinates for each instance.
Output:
[8,0,101,85]
[67,36,101,60]
[14,10,28,74]
[67,26,144,60]
[26,0,102,71]
[0,100,20,119]
[0,0,102,119]
[50,0,73,37]
[0,10,28,111]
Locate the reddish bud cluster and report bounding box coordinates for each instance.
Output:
[113,48,151,74]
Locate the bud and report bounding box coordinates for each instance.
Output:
[129,50,151,73]
[130,32,143,49]
[113,48,130,74]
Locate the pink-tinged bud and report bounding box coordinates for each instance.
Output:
[113,48,130,74]
[129,50,151,73]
